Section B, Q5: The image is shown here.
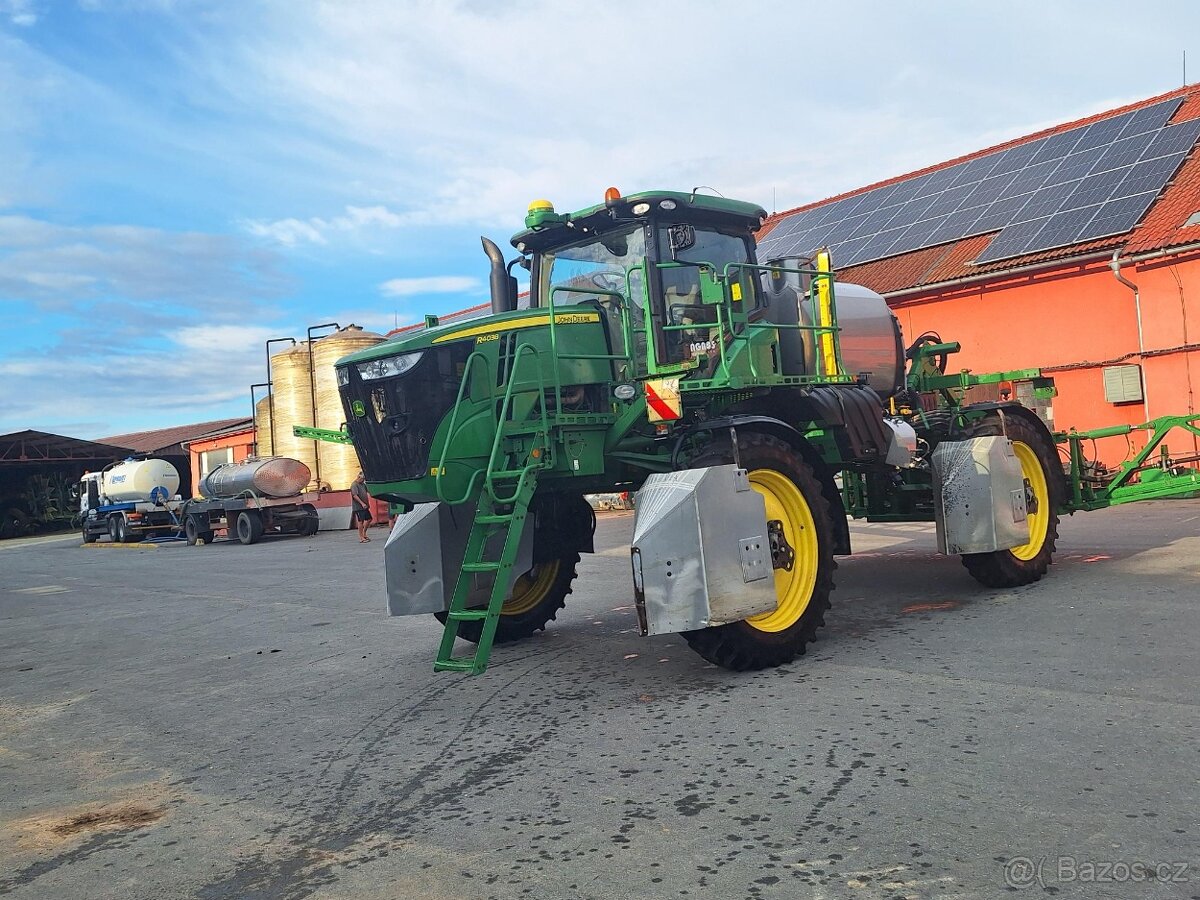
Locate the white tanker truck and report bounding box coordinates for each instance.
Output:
[80,458,184,543]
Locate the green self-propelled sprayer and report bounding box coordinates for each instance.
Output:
[297,188,1200,675]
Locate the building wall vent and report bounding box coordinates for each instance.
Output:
[1103,364,1144,403]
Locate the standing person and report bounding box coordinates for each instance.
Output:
[351,471,373,543]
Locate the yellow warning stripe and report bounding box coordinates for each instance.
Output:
[431,312,600,344]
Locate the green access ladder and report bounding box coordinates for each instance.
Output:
[433,463,541,674]
[434,341,554,675]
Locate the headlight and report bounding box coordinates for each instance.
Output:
[356,351,424,380]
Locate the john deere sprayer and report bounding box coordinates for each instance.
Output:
[306,188,1200,675]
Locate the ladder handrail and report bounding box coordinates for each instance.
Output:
[486,342,550,505]
[435,350,493,504]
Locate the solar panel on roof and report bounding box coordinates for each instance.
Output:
[922,182,976,218]
[913,166,960,198]
[995,158,1058,200]
[974,217,1051,263]
[1073,191,1158,243]
[1113,153,1186,198]
[970,194,1033,235]
[959,171,1019,208]
[1023,205,1104,254]
[1118,97,1183,138]
[1042,144,1107,185]
[850,204,905,238]
[948,151,1003,188]
[1018,181,1079,221]
[926,207,984,246]
[1072,112,1134,152]
[1143,117,1200,159]
[1059,166,1130,211]
[760,96,1198,272]
[1029,128,1083,166]
[989,141,1041,175]
[1093,131,1157,172]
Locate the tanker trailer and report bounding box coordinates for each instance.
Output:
[80,458,185,544]
[181,456,320,545]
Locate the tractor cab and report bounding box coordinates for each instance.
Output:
[510,189,769,380]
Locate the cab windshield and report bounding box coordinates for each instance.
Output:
[534,224,647,309]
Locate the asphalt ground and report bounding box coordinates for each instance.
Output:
[1,503,1198,900]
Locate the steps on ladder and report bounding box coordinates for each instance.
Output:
[433,463,541,675]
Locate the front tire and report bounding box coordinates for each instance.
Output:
[960,412,1063,588]
[682,432,836,671]
[436,553,579,644]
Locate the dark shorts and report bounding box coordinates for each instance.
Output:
[353,508,373,523]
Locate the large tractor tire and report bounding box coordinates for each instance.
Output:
[436,553,579,645]
[960,412,1063,588]
[683,432,837,671]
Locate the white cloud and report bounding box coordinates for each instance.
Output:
[243,204,411,247]
[1,0,36,26]
[0,214,290,312]
[244,217,327,246]
[378,275,481,297]
[172,324,281,353]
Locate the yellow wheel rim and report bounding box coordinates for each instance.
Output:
[501,561,560,616]
[1011,441,1050,561]
[745,468,820,633]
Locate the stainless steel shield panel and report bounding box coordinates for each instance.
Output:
[933,436,1030,555]
[630,465,777,635]
[384,501,532,616]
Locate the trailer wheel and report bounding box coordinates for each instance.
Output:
[682,432,836,671]
[236,511,264,545]
[435,553,579,645]
[960,413,1063,588]
[299,512,320,536]
[185,516,214,546]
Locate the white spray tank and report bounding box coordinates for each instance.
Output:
[101,458,181,504]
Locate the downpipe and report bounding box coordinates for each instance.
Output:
[1110,249,1151,422]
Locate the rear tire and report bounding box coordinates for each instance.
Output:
[682,432,836,671]
[436,553,578,644]
[185,516,199,546]
[960,413,1063,588]
[299,511,320,536]
[114,516,138,544]
[236,511,264,545]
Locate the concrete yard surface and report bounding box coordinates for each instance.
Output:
[1,503,1198,899]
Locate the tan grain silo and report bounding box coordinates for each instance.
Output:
[269,342,319,487]
[254,396,273,457]
[311,325,385,490]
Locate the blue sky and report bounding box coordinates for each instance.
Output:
[1,0,1198,438]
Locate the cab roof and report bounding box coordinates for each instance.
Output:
[510,190,768,253]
